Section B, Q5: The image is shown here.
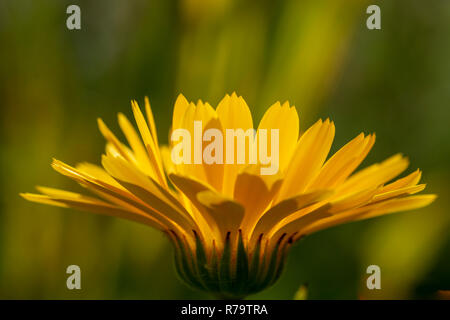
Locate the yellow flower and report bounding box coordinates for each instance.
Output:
[21,93,435,298]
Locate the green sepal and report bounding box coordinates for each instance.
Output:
[172,231,205,290]
[247,233,263,290]
[232,230,249,295]
[252,233,286,293]
[269,238,291,287]
[194,231,220,292]
[218,232,233,294]
[206,242,220,291]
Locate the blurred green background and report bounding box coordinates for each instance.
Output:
[0,0,449,299]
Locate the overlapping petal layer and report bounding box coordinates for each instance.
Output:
[21,93,435,298]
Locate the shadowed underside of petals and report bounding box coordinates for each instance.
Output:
[21,93,437,298]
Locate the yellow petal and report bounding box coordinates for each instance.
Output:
[308,133,375,190]
[172,94,190,131]
[20,191,165,230]
[169,173,244,247]
[216,93,253,132]
[75,162,123,189]
[257,101,299,172]
[131,100,166,186]
[355,194,437,220]
[372,184,426,202]
[251,190,332,243]
[216,93,254,196]
[379,169,422,193]
[174,100,215,182]
[52,159,192,236]
[101,151,196,232]
[233,172,282,237]
[329,186,380,214]
[202,118,224,192]
[277,119,335,201]
[145,97,159,146]
[197,190,245,242]
[168,173,221,236]
[299,194,437,238]
[267,203,332,248]
[337,153,409,196]
[98,118,137,166]
[118,112,154,175]
[160,145,176,174]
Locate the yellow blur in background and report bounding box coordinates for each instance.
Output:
[0,0,449,299]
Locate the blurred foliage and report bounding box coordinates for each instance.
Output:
[0,0,449,299]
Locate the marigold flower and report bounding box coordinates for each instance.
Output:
[21,93,435,298]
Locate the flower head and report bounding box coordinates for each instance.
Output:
[21,93,435,298]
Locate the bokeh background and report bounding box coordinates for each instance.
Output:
[0,0,449,299]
